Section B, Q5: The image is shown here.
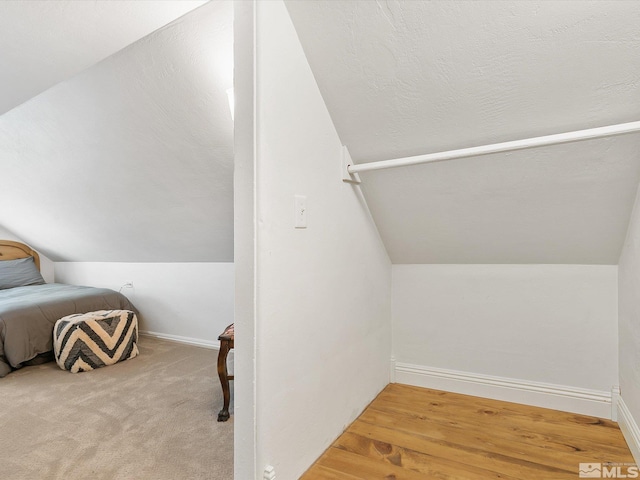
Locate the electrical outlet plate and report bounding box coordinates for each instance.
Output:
[263,465,276,480]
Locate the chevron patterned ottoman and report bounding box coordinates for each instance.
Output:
[53,310,139,373]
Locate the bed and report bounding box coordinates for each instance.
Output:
[0,240,136,377]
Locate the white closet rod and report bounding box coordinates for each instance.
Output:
[347,120,640,174]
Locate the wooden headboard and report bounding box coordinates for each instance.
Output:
[0,240,40,271]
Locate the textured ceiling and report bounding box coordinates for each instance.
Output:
[4,0,640,265]
[287,0,640,264]
[0,0,206,115]
[363,136,640,264]
[0,1,233,262]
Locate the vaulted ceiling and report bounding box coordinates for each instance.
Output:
[0,0,206,115]
[1,1,233,262]
[286,0,640,264]
[3,1,640,265]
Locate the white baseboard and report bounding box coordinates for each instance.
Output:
[395,361,613,419]
[140,330,220,350]
[618,397,640,464]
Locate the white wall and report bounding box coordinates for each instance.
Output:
[233,0,257,477]
[1,1,233,264]
[54,262,234,347]
[393,264,618,417]
[239,2,392,478]
[618,184,640,460]
[286,1,640,266]
[0,0,206,115]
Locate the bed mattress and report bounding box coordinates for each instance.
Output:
[0,283,136,377]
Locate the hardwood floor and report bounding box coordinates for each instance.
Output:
[301,383,635,479]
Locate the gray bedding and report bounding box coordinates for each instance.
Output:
[0,283,135,377]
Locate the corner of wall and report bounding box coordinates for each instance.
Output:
[618,164,640,464]
[618,396,640,464]
[618,180,640,266]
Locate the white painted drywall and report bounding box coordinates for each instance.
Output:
[0,0,206,115]
[393,265,618,391]
[287,0,640,162]
[247,2,392,478]
[286,1,640,264]
[362,137,640,264]
[233,1,257,477]
[54,262,234,347]
[0,225,54,284]
[233,1,259,480]
[618,183,640,438]
[0,1,233,263]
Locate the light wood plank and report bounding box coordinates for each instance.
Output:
[314,447,431,480]
[300,384,635,480]
[365,401,632,458]
[380,384,621,430]
[302,464,364,480]
[371,391,628,450]
[375,386,624,443]
[334,431,527,479]
[354,409,631,471]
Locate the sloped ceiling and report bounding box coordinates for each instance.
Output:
[1,1,233,262]
[286,0,640,264]
[0,0,207,115]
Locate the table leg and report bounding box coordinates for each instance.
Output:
[217,339,231,422]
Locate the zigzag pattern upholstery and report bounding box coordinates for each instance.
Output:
[53,310,139,373]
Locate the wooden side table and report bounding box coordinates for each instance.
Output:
[217,323,234,422]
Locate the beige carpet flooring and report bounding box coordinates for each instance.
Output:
[0,336,233,480]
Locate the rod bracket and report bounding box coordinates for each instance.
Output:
[341,146,361,184]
